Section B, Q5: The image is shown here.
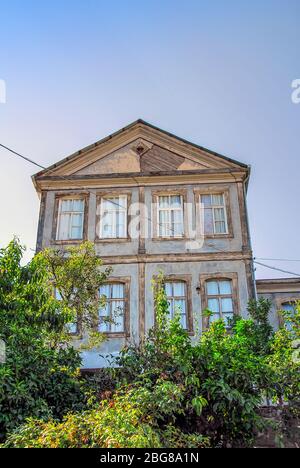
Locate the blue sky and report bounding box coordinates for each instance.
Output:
[0,0,300,277]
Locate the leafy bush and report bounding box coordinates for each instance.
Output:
[0,240,87,439]
[3,386,209,448]
[115,275,274,447]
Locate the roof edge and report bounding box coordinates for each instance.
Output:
[32,119,250,180]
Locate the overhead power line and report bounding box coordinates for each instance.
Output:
[253,261,300,277]
[0,143,46,170]
[255,257,300,263]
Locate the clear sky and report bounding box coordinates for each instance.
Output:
[1,0,300,278]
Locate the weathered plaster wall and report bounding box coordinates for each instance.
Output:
[80,259,249,369]
[257,291,300,329]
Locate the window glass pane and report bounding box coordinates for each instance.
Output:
[214,207,225,222]
[116,211,126,237]
[61,200,72,212]
[159,196,169,208]
[209,313,220,324]
[204,208,214,234]
[104,198,119,211]
[282,303,295,312]
[112,283,124,299]
[111,313,124,333]
[201,195,211,206]
[170,195,182,207]
[219,280,232,295]
[99,284,110,298]
[223,313,234,327]
[165,282,173,297]
[159,210,169,236]
[118,196,127,209]
[66,322,77,334]
[221,297,233,313]
[99,318,109,333]
[208,298,220,313]
[174,298,185,313]
[71,226,82,239]
[57,213,70,240]
[215,221,226,234]
[180,314,187,329]
[72,199,84,211]
[206,281,219,295]
[212,194,224,206]
[173,282,185,296]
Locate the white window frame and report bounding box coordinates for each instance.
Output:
[200,193,228,235]
[206,279,234,327]
[157,194,184,238]
[164,281,188,329]
[99,195,128,239]
[98,283,126,333]
[56,197,85,241]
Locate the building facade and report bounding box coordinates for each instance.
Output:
[32,120,297,369]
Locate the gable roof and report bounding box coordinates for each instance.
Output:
[32,119,250,191]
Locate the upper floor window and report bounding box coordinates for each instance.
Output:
[56,198,85,241]
[206,279,234,327]
[158,195,184,237]
[201,193,228,235]
[99,283,125,333]
[165,281,188,328]
[99,196,127,239]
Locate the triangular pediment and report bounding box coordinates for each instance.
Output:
[33,120,248,179]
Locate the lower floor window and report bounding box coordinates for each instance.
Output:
[165,281,188,329]
[281,302,296,331]
[206,279,234,327]
[99,283,125,333]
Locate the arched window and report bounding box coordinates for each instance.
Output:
[281,302,296,331]
[99,283,126,333]
[206,279,234,327]
[164,281,188,329]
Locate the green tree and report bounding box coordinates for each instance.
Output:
[0,239,109,439]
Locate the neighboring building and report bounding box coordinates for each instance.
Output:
[32,120,298,368]
[256,278,300,330]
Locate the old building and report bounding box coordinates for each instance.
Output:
[32,120,298,368]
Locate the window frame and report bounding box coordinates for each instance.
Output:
[199,272,239,331]
[152,189,187,240]
[52,192,89,244]
[276,296,299,328]
[54,288,80,337]
[153,274,193,333]
[96,192,131,242]
[194,187,233,239]
[98,277,131,338]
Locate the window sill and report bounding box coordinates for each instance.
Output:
[95,238,132,243]
[99,332,129,338]
[52,239,84,245]
[152,236,187,242]
[204,233,233,239]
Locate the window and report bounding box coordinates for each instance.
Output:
[165,281,187,328]
[158,195,184,237]
[201,193,228,235]
[99,283,125,333]
[99,196,127,239]
[281,302,296,331]
[55,289,77,334]
[56,198,85,241]
[206,279,234,327]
